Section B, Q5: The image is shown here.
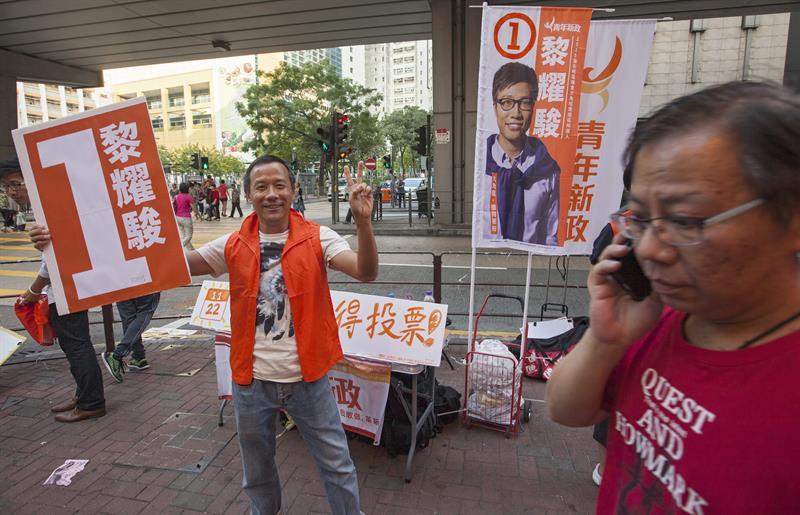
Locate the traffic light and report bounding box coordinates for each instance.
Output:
[383,155,391,170]
[338,147,351,160]
[201,156,209,171]
[191,153,200,170]
[335,113,349,148]
[316,126,333,158]
[413,125,428,156]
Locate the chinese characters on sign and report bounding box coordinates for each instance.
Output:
[328,358,391,444]
[12,97,190,314]
[331,291,448,367]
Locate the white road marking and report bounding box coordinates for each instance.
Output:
[379,263,506,271]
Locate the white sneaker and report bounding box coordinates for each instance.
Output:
[592,463,602,486]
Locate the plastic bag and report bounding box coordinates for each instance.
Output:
[467,339,521,425]
[14,295,56,346]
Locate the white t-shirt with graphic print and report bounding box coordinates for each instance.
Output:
[198,226,350,382]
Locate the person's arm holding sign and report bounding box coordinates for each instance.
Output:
[329,161,378,282]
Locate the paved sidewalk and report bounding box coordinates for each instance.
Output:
[0,336,599,514]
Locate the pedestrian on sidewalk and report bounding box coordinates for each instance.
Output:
[292,184,306,217]
[546,81,800,513]
[218,179,229,217]
[4,157,106,423]
[229,182,243,217]
[184,156,378,515]
[102,293,161,382]
[206,184,220,220]
[173,182,194,250]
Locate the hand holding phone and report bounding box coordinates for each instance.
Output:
[610,240,652,301]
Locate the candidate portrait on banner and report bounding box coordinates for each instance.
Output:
[485,61,560,245]
[472,6,593,253]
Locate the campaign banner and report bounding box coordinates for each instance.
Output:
[331,291,448,367]
[190,280,232,333]
[561,20,656,252]
[472,5,592,252]
[12,97,190,314]
[328,357,391,445]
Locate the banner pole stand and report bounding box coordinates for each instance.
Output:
[520,252,533,362]
[466,248,478,351]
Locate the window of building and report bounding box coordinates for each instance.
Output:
[169,115,185,129]
[27,115,42,125]
[192,113,212,127]
[168,88,184,107]
[191,85,210,104]
[46,100,61,110]
[144,90,161,109]
[151,117,164,130]
[24,96,39,107]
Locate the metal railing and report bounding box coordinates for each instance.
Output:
[1,251,587,348]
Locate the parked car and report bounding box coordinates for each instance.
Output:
[327,178,349,202]
[402,177,426,192]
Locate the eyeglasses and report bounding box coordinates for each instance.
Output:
[0,180,25,193]
[495,98,534,112]
[610,198,765,247]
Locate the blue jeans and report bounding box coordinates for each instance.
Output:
[232,377,360,515]
[113,293,160,360]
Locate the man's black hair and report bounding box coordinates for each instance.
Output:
[0,157,21,180]
[243,155,294,193]
[179,182,189,194]
[492,62,538,102]
[623,81,800,224]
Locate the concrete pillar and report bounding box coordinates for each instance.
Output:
[0,76,17,159]
[432,0,481,226]
[784,12,800,92]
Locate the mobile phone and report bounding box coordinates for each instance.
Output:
[610,240,652,301]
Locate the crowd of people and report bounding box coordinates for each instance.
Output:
[2,80,799,514]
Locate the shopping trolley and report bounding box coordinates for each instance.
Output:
[462,294,532,437]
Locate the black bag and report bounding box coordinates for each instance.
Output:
[434,384,461,425]
[522,317,590,381]
[381,370,439,457]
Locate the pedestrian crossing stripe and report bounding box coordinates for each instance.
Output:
[0,288,24,296]
[0,270,38,278]
[0,237,29,242]
[0,245,36,251]
[0,256,39,262]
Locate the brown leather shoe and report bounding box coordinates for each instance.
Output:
[54,407,106,423]
[50,397,78,413]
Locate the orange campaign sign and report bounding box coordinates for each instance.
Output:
[12,97,190,314]
[473,6,592,253]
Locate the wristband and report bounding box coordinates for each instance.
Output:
[27,287,42,296]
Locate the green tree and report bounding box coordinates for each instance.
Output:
[161,144,246,177]
[236,61,383,194]
[380,106,430,175]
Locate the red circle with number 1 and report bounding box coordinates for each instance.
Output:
[493,12,536,60]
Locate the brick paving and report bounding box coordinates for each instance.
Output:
[0,336,599,514]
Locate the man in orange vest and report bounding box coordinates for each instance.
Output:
[186,156,378,515]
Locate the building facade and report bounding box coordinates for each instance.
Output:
[17,83,112,128]
[639,13,790,115]
[365,40,433,115]
[284,48,343,76]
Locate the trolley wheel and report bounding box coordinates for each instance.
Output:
[522,399,533,423]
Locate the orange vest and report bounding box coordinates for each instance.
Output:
[224,210,343,384]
